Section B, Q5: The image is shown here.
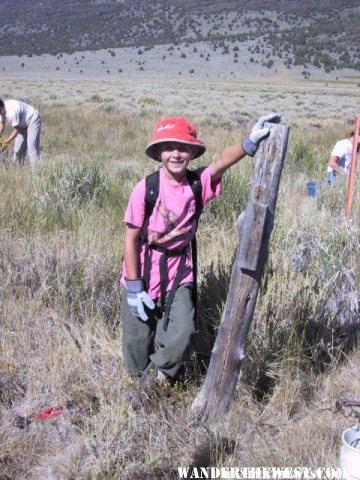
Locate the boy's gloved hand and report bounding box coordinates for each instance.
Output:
[0,138,11,146]
[126,278,155,322]
[242,113,282,157]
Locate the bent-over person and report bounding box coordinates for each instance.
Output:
[0,99,41,168]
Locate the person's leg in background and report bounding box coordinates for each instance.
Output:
[27,115,41,168]
[13,128,27,164]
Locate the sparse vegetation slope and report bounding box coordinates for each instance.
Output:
[0,0,360,74]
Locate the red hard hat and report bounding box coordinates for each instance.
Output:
[145,117,206,161]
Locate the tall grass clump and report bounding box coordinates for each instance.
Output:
[199,170,249,230]
[35,162,109,229]
[286,139,318,176]
[0,165,40,234]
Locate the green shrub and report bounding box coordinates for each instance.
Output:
[38,163,109,207]
[34,163,109,229]
[204,170,249,225]
[286,139,316,175]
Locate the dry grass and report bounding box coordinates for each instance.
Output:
[0,75,359,479]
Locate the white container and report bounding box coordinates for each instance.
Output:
[340,425,360,480]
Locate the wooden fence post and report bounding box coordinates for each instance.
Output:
[191,122,289,421]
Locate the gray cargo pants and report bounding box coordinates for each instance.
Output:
[121,283,196,379]
[14,111,41,168]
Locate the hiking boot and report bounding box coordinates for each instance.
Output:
[156,370,168,382]
[123,364,171,409]
[122,375,143,409]
[122,386,145,409]
[138,363,169,400]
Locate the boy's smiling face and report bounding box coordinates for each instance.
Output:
[159,142,194,182]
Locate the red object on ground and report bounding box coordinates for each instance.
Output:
[29,400,73,421]
[13,400,79,429]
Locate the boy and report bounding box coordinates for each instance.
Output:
[120,113,280,403]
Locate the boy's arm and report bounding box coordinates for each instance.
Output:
[210,143,246,182]
[0,126,19,145]
[123,223,155,321]
[123,224,142,280]
[124,224,155,322]
[210,113,281,182]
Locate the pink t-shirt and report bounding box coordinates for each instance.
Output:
[120,165,221,299]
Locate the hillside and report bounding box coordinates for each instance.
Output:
[1,0,360,75]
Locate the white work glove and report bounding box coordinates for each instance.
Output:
[126,278,155,322]
[241,113,282,157]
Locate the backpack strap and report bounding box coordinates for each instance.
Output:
[143,170,160,241]
[185,170,202,332]
[185,169,203,220]
[142,170,160,289]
